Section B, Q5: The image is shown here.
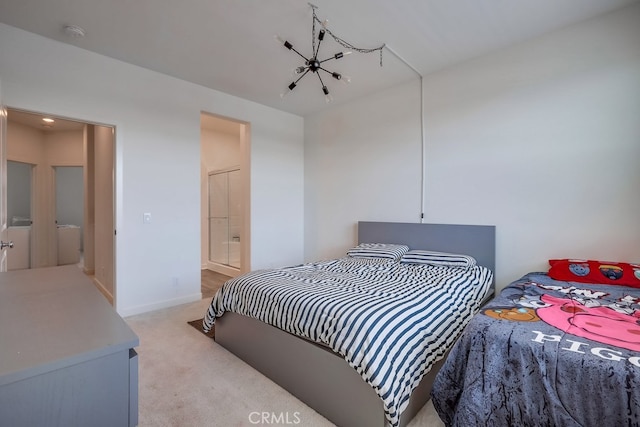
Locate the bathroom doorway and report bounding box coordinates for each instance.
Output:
[200,112,250,279]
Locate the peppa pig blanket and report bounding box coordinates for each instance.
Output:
[431,271,640,427]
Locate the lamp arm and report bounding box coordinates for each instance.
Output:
[316,71,327,89]
[284,42,310,63]
[314,30,325,59]
[317,66,336,76]
[293,68,311,85]
[319,51,349,64]
[319,56,338,65]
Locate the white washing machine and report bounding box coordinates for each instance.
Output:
[57,225,81,266]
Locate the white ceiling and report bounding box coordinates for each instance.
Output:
[7,108,86,132]
[0,0,637,117]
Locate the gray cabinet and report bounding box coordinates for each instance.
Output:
[0,266,139,426]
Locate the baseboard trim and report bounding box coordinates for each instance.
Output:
[119,293,202,318]
[92,277,114,305]
[205,261,241,278]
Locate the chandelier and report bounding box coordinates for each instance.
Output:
[276,3,385,103]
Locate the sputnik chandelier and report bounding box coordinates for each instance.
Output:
[276,3,385,103]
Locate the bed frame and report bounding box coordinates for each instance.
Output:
[215,222,496,427]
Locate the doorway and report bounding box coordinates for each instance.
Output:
[2,108,116,303]
[208,167,241,269]
[55,166,84,266]
[200,112,250,279]
[6,160,33,270]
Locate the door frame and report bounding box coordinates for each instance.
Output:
[0,80,7,272]
[0,106,117,307]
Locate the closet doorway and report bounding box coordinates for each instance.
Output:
[200,112,250,279]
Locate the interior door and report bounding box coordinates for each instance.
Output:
[0,79,8,272]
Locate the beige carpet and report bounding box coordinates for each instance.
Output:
[125,298,445,427]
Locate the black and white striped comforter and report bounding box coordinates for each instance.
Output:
[203,257,493,427]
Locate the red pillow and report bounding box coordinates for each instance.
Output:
[548,259,640,288]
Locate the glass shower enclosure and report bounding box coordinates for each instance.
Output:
[208,168,241,270]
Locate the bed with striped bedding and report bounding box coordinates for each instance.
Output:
[203,256,493,427]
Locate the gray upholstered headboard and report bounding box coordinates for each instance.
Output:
[358,221,496,284]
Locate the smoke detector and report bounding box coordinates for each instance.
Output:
[63,25,86,38]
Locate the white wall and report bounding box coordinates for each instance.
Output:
[305,80,423,260]
[45,129,84,165]
[0,23,305,316]
[304,4,640,290]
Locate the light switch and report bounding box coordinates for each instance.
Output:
[143,213,152,224]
